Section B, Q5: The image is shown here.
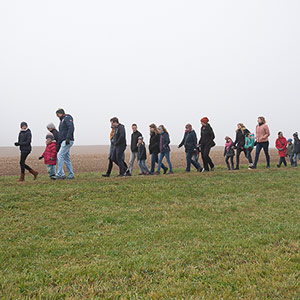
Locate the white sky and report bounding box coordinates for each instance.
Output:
[1,0,300,147]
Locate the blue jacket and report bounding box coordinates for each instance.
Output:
[58,114,74,143]
[178,130,198,153]
[159,131,170,153]
[18,129,32,153]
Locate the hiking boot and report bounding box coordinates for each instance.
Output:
[29,169,39,180]
[102,173,110,177]
[17,173,25,182]
[167,171,174,175]
[163,168,168,174]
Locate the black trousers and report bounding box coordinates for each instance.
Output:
[236,147,252,167]
[20,152,32,174]
[112,147,127,175]
[225,156,234,169]
[201,145,214,171]
[106,158,128,175]
[278,157,287,167]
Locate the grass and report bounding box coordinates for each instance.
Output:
[0,165,300,299]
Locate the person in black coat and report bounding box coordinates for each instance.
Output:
[199,117,215,172]
[128,124,142,175]
[14,122,39,181]
[47,122,60,152]
[293,132,300,166]
[233,123,252,169]
[149,124,168,174]
[178,124,202,172]
[137,136,150,175]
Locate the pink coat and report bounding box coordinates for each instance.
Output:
[256,124,270,143]
[42,142,57,165]
[276,137,287,157]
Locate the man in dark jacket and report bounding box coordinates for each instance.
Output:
[178,124,202,172]
[55,108,75,179]
[47,122,60,152]
[293,132,300,166]
[111,117,128,176]
[128,124,142,175]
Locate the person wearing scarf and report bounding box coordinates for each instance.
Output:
[224,136,235,170]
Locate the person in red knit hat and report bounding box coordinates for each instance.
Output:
[39,134,57,180]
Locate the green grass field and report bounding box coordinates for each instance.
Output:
[1,166,300,299]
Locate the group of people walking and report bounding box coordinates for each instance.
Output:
[14,111,300,181]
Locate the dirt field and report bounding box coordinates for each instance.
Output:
[0,145,278,176]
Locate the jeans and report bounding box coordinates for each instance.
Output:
[46,164,56,178]
[245,148,253,164]
[289,155,294,166]
[157,151,173,173]
[150,153,167,173]
[112,146,127,175]
[56,140,74,178]
[253,141,270,168]
[20,151,31,174]
[186,152,201,171]
[294,153,300,166]
[236,147,253,167]
[201,145,214,171]
[128,152,138,174]
[225,156,234,170]
[278,157,287,167]
[138,160,149,173]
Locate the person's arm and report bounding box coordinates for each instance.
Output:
[275,139,280,150]
[192,131,197,149]
[65,116,74,142]
[224,147,226,157]
[262,125,270,140]
[178,133,185,148]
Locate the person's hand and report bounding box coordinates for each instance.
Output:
[39,156,44,160]
[279,148,283,151]
[14,142,19,146]
[66,139,70,145]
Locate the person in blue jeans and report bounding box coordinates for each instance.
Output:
[155,125,174,175]
[55,108,75,179]
[178,124,202,172]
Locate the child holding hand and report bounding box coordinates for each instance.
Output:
[39,134,57,179]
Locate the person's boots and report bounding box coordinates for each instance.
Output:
[29,169,39,180]
[17,173,25,182]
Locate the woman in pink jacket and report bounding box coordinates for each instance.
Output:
[249,116,270,169]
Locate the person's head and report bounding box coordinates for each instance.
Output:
[132,124,137,132]
[110,117,119,128]
[158,125,168,134]
[245,132,250,137]
[293,132,298,138]
[225,136,231,143]
[258,116,266,125]
[278,131,283,138]
[237,123,246,132]
[287,138,292,144]
[149,123,158,134]
[200,117,209,126]
[185,124,192,132]
[138,136,143,144]
[46,133,54,144]
[47,122,56,132]
[20,122,28,131]
[56,108,65,119]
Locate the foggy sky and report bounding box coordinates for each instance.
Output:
[1,0,300,148]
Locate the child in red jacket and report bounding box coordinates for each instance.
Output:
[275,131,287,168]
[39,134,57,179]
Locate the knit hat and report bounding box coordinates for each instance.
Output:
[47,122,56,130]
[138,136,143,141]
[46,133,54,140]
[20,121,28,128]
[225,136,231,141]
[287,138,293,143]
[201,117,209,124]
[56,108,65,115]
[293,132,298,137]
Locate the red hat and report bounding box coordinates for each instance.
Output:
[201,117,209,124]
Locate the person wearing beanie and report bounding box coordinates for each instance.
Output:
[224,136,235,170]
[47,122,60,152]
[39,133,57,179]
[199,117,215,172]
[55,108,75,179]
[275,131,287,168]
[137,136,150,175]
[14,122,38,182]
[286,138,294,166]
[178,124,203,172]
[293,132,300,167]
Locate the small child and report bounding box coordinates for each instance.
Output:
[39,134,57,179]
[286,138,294,166]
[224,136,235,170]
[244,132,255,167]
[137,136,150,175]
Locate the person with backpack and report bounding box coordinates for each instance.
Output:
[224,136,235,170]
[244,132,255,168]
[275,131,287,168]
[286,139,294,166]
[178,124,202,172]
[293,132,300,167]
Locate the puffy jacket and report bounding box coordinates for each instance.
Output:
[178,130,198,153]
[234,128,250,148]
[224,142,235,157]
[159,131,170,153]
[275,137,287,158]
[131,130,141,152]
[18,129,32,153]
[149,133,160,154]
[58,114,74,143]
[42,142,57,165]
[256,123,270,143]
[199,124,215,147]
[293,136,300,154]
[137,143,147,160]
[113,123,127,149]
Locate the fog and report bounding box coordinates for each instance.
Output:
[1,0,300,148]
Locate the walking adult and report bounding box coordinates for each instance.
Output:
[102,125,115,177]
[178,124,202,172]
[199,117,215,172]
[275,131,287,168]
[111,117,128,177]
[249,116,270,169]
[55,108,75,179]
[14,122,38,182]
[149,124,168,174]
[293,132,300,166]
[234,123,252,169]
[47,122,60,152]
[128,124,142,175]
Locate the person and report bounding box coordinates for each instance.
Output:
[233,123,252,169]
[155,125,174,175]
[55,108,75,179]
[47,123,60,152]
[199,117,215,172]
[137,136,150,175]
[111,117,128,177]
[249,117,270,169]
[224,136,235,170]
[293,132,300,167]
[14,122,38,182]
[286,138,294,166]
[39,134,57,179]
[178,124,202,172]
[128,124,142,175]
[275,132,287,168]
[244,132,255,167]
[149,124,168,175]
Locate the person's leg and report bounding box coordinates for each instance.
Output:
[137,160,144,174]
[186,152,192,172]
[20,152,29,174]
[150,153,156,173]
[142,160,150,173]
[289,155,294,166]
[283,157,287,166]
[165,151,173,172]
[235,148,241,169]
[205,147,214,170]
[116,148,126,175]
[157,153,165,173]
[225,156,230,170]
[278,157,283,167]
[294,154,297,166]
[107,158,113,174]
[56,141,67,178]
[64,141,74,178]
[230,156,234,169]
[190,153,201,170]
[253,143,262,168]
[201,147,209,171]
[262,142,270,167]
[128,152,136,175]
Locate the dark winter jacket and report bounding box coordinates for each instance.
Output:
[293,136,300,154]
[178,130,198,153]
[286,143,294,156]
[149,133,160,154]
[159,131,171,153]
[50,128,60,151]
[234,128,250,148]
[113,123,127,149]
[58,114,74,143]
[224,143,235,157]
[131,130,141,152]
[137,143,147,161]
[18,129,32,153]
[199,124,215,148]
